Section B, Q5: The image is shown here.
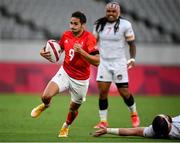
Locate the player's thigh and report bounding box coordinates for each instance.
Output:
[96,63,112,82]
[42,81,59,98]
[51,66,69,93]
[69,78,89,104]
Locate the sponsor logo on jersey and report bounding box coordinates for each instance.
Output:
[65,40,68,43]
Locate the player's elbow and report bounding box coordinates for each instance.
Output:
[94,56,100,66]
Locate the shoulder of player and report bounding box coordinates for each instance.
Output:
[172,115,180,122]
[83,31,96,39]
[62,31,72,37]
[120,17,132,25]
[83,30,92,35]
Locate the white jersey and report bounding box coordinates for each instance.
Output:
[93,18,135,60]
[143,115,180,139]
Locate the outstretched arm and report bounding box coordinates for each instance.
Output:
[94,127,145,137]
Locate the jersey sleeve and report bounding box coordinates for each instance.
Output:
[86,33,98,54]
[143,125,155,137]
[125,21,135,41]
[172,115,180,122]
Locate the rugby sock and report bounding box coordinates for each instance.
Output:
[99,99,108,121]
[62,122,69,128]
[99,109,108,121]
[41,97,51,107]
[66,110,78,126]
[123,94,137,113]
[128,103,137,114]
[99,98,108,110]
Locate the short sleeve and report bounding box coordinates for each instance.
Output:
[172,115,180,122]
[125,21,135,41]
[143,125,155,137]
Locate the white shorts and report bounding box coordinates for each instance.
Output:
[51,66,89,104]
[96,59,128,83]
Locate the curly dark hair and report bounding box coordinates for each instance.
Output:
[94,16,120,34]
[71,11,87,24]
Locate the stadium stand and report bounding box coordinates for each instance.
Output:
[118,0,180,43]
[0,0,180,43]
[1,0,180,95]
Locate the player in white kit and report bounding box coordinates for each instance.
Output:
[93,114,180,139]
[93,1,140,128]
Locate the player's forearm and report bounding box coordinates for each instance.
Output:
[79,50,100,66]
[119,127,144,136]
[129,46,136,59]
[107,127,144,136]
[128,40,136,59]
[89,54,100,66]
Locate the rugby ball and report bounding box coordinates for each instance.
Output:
[45,39,62,63]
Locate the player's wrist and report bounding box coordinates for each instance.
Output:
[127,58,135,64]
[129,58,135,62]
[107,128,119,135]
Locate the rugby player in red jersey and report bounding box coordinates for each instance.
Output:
[31,11,99,137]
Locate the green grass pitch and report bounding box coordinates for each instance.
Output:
[0,93,179,142]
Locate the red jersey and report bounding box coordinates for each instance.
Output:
[58,30,98,80]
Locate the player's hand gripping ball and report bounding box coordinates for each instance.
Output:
[45,39,62,63]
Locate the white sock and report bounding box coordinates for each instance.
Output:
[99,109,108,121]
[128,103,137,113]
[63,122,70,128]
[107,128,119,135]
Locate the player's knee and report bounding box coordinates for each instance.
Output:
[99,90,108,99]
[119,88,130,99]
[121,93,130,99]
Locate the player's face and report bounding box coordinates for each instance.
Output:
[106,8,120,22]
[69,17,84,35]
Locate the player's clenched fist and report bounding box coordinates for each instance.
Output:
[73,43,83,54]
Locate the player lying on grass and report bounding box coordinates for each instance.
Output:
[93,114,180,139]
